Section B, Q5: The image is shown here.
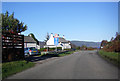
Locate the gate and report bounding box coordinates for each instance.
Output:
[2,31,24,62]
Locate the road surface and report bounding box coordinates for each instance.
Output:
[7,50,118,79]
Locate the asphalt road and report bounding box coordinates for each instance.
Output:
[7,50,118,79]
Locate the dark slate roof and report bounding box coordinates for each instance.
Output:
[39,41,46,46]
[58,37,69,43]
[24,36,36,43]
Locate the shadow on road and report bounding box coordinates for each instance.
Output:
[25,50,73,63]
[25,54,59,63]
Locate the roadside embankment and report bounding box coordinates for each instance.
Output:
[2,60,35,79]
[98,50,120,66]
[39,50,75,57]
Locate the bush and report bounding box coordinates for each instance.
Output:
[101,35,120,52]
[38,48,47,52]
[57,47,62,50]
[38,47,62,52]
[49,48,56,51]
[76,46,81,50]
[64,49,71,51]
[48,47,62,51]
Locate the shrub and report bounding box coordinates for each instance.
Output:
[38,48,47,52]
[101,35,120,52]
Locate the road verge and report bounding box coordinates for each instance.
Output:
[98,50,119,67]
[2,60,35,79]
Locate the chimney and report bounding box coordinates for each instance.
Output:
[55,33,59,38]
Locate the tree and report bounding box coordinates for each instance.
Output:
[110,37,114,42]
[81,45,87,50]
[28,33,39,45]
[0,13,1,39]
[2,11,27,33]
[116,32,119,37]
[76,46,80,50]
[81,45,87,48]
[44,32,49,42]
[101,40,108,47]
[70,42,77,49]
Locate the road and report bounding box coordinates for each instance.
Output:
[7,50,118,79]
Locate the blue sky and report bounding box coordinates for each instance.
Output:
[2,2,118,42]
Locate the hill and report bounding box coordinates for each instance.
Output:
[70,41,101,48]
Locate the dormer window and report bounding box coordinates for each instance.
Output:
[60,44,63,46]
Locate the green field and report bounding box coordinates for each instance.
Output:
[98,50,120,66]
[2,60,35,79]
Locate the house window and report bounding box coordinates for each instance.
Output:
[60,44,63,46]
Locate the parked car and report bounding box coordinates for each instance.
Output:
[24,47,40,57]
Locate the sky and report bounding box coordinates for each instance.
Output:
[1,0,119,2]
[2,2,118,42]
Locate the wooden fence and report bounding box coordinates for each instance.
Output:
[2,31,24,62]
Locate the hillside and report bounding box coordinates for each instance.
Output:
[70,41,101,48]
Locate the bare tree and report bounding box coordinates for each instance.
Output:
[110,37,114,42]
[44,32,49,42]
[116,32,119,37]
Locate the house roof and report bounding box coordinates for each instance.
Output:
[58,37,69,43]
[39,41,46,46]
[24,36,36,43]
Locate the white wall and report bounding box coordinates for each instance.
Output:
[62,43,71,50]
[24,43,37,48]
[47,34,54,45]
[57,43,71,50]
[44,45,56,48]
[45,33,71,50]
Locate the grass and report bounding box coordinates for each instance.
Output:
[2,60,35,79]
[98,50,120,66]
[2,50,75,80]
[58,51,74,57]
[2,51,75,79]
[37,51,75,57]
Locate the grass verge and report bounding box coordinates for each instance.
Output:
[57,51,74,57]
[98,50,120,66]
[39,51,75,57]
[2,60,35,79]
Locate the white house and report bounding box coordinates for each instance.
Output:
[44,33,71,50]
[24,36,37,48]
